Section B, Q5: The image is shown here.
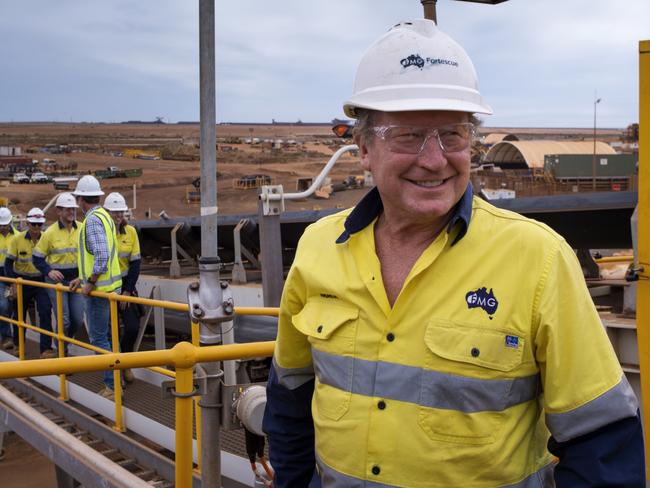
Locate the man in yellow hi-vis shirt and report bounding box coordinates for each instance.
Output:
[33,192,84,356]
[0,207,16,349]
[263,20,643,488]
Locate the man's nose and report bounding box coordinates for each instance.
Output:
[416,134,447,170]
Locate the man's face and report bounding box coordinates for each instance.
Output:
[57,206,76,224]
[27,222,43,238]
[356,110,472,226]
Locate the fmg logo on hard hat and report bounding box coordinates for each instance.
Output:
[400,53,459,70]
[465,287,498,317]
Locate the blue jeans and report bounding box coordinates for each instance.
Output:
[46,278,85,355]
[84,294,115,389]
[0,281,13,341]
[12,283,53,353]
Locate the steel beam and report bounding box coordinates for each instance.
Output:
[636,39,650,482]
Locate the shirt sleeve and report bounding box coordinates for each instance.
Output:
[122,259,140,293]
[5,238,17,277]
[533,238,642,483]
[32,231,51,275]
[262,249,318,488]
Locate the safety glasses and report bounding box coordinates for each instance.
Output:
[372,122,475,155]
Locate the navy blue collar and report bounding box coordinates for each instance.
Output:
[336,182,473,246]
[25,230,40,240]
[58,220,78,230]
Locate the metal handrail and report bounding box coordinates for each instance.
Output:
[0,275,278,487]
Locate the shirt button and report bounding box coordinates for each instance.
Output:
[317,325,323,333]
[386,333,395,342]
[471,347,480,357]
[377,400,386,410]
[371,465,381,475]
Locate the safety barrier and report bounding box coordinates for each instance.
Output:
[0,275,277,488]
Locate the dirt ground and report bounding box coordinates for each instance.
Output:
[0,123,370,221]
[0,432,57,487]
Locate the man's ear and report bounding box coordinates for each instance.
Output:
[354,133,371,171]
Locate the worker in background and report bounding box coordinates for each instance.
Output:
[0,207,16,350]
[70,176,122,400]
[33,192,84,356]
[263,20,644,487]
[4,208,54,358]
[104,192,142,384]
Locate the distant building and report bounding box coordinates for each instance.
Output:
[0,146,21,157]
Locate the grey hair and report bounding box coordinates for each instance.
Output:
[354,108,481,144]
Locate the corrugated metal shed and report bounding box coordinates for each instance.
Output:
[483,133,519,145]
[484,141,616,168]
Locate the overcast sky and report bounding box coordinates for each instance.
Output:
[1,1,648,128]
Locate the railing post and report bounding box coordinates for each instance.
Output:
[16,278,25,360]
[191,321,202,473]
[109,295,125,432]
[56,286,68,401]
[175,367,195,488]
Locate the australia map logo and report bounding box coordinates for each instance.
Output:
[466,287,498,318]
[400,53,459,70]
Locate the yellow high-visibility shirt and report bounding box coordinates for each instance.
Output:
[33,220,81,271]
[6,230,42,278]
[116,224,141,277]
[273,190,636,488]
[0,228,16,271]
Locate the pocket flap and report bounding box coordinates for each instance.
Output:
[424,320,524,372]
[292,299,359,339]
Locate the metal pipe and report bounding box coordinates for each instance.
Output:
[263,144,358,202]
[0,384,151,488]
[110,297,125,432]
[594,255,634,264]
[199,0,218,257]
[175,367,196,488]
[55,288,67,401]
[421,0,438,23]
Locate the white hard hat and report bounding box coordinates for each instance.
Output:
[26,207,46,224]
[0,207,12,225]
[55,192,79,208]
[103,192,128,212]
[343,19,492,118]
[72,175,104,196]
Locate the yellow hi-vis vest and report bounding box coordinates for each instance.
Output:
[78,207,122,292]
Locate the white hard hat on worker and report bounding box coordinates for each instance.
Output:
[72,175,104,197]
[344,19,492,117]
[347,20,490,227]
[0,207,12,226]
[103,192,128,212]
[55,192,79,208]
[26,207,46,224]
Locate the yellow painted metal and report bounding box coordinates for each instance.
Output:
[191,321,202,473]
[175,367,195,488]
[594,255,633,264]
[638,39,650,482]
[56,288,68,401]
[235,306,280,317]
[16,278,25,360]
[110,297,125,432]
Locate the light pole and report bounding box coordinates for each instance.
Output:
[592,95,602,191]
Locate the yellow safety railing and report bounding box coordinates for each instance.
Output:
[0,275,278,487]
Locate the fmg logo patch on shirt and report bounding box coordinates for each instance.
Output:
[465,287,499,317]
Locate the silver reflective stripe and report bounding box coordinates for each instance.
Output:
[129,253,141,261]
[546,374,638,442]
[16,258,33,263]
[17,271,41,278]
[312,349,538,413]
[50,263,78,270]
[121,269,129,277]
[32,249,45,257]
[317,456,555,488]
[95,274,122,287]
[118,251,131,258]
[6,253,16,260]
[78,224,86,280]
[51,247,77,255]
[273,357,314,390]
[503,463,555,488]
[0,249,6,255]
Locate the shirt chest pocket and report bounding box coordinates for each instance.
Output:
[418,320,534,445]
[292,300,359,421]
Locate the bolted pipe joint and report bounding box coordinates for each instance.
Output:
[187,257,235,344]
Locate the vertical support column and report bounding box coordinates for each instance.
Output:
[257,196,284,307]
[16,278,25,360]
[56,287,67,401]
[109,296,125,432]
[636,39,650,482]
[175,367,195,488]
